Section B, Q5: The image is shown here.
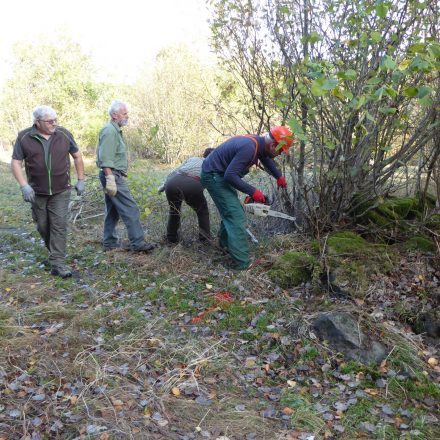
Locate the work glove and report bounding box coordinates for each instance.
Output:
[252,189,266,204]
[277,176,287,189]
[75,179,85,196]
[157,182,165,194]
[21,184,35,203]
[104,174,117,197]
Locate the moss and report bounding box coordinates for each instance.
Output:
[315,231,396,296]
[327,231,368,255]
[268,251,317,288]
[378,197,421,219]
[352,196,436,238]
[425,213,440,230]
[403,236,436,252]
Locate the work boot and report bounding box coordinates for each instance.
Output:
[39,259,50,271]
[51,265,72,278]
[132,242,158,253]
[102,243,121,252]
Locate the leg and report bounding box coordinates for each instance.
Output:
[99,171,120,248]
[165,176,183,243]
[32,195,50,250]
[201,173,249,269]
[109,175,146,249]
[46,190,71,268]
[181,177,211,241]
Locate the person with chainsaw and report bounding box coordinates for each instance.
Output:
[11,105,85,278]
[201,126,293,270]
[96,100,156,253]
[159,147,215,244]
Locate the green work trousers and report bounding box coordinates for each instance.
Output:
[31,189,71,267]
[201,172,250,269]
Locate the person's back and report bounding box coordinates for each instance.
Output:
[163,148,214,244]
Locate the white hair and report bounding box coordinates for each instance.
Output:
[32,105,57,123]
[264,132,274,142]
[108,100,127,116]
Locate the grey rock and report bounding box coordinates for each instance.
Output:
[312,312,387,364]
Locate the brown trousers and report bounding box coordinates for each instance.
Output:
[31,189,71,266]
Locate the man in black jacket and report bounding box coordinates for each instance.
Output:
[11,105,85,278]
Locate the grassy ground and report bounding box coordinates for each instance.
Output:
[0,161,439,440]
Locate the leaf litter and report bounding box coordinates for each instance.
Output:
[0,209,439,438]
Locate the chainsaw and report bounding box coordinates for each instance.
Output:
[243,196,296,222]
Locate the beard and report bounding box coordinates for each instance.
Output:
[119,119,129,127]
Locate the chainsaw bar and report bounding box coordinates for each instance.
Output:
[243,203,296,222]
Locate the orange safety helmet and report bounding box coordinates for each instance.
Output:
[270,126,294,153]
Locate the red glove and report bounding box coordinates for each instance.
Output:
[252,189,266,204]
[277,176,287,189]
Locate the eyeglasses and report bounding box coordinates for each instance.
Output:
[39,119,58,125]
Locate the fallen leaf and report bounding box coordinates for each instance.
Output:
[171,387,181,397]
[365,388,379,396]
[427,357,438,366]
[282,407,294,415]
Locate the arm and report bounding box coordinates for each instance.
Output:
[11,159,27,187]
[260,157,282,179]
[71,150,85,195]
[96,126,118,171]
[71,151,85,180]
[11,158,35,202]
[224,147,258,195]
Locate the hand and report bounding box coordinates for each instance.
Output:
[21,184,35,203]
[75,179,85,196]
[252,189,266,204]
[105,174,117,197]
[277,176,287,189]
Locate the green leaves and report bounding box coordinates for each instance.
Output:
[402,87,418,97]
[378,107,397,114]
[311,77,339,96]
[337,70,357,81]
[375,1,389,18]
[380,55,396,71]
[427,42,440,59]
[301,32,322,45]
[288,117,307,142]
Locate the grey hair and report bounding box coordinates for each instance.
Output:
[108,100,127,116]
[32,105,57,124]
[264,132,274,142]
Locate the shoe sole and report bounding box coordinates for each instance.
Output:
[50,269,72,278]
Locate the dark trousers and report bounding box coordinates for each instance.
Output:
[99,170,145,249]
[31,189,71,267]
[165,173,210,242]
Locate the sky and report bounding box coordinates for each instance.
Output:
[0,0,213,84]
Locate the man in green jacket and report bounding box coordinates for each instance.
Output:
[11,105,85,278]
[96,100,156,252]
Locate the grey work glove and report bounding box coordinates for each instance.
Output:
[75,179,85,196]
[20,184,35,203]
[157,182,165,194]
[104,174,117,197]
